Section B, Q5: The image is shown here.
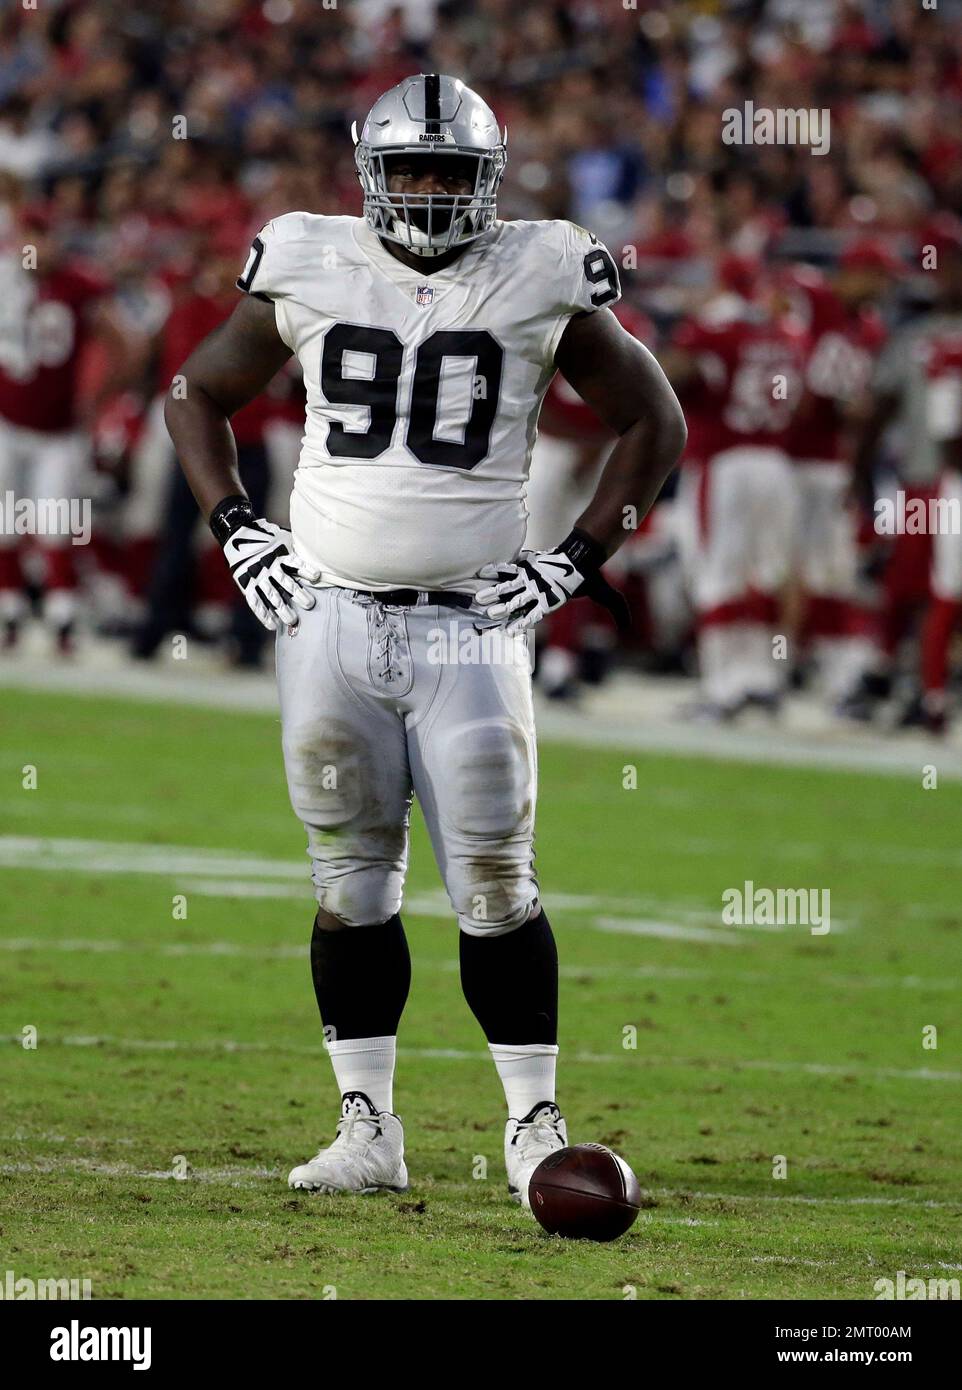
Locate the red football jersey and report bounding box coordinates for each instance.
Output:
[925,330,962,451]
[783,269,886,462]
[540,303,654,440]
[160,291,293,446]
[672,309,806,462]
[0,258,107,432]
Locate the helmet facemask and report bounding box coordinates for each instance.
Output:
[354,144,506,257]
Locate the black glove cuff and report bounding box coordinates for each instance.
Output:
[559,526,608,578]
[209,495,255,547]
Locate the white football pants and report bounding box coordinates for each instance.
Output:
[276,587,539,936]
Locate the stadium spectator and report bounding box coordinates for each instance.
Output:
[0,0,959,718]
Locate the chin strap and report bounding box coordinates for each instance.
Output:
[389,217,465,257]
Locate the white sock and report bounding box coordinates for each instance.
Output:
[327,1035,397,1113]
[489,1042,559,1118]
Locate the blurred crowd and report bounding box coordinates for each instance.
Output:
[2,0,962,731]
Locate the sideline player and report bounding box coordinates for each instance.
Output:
[0,202,128,651]
[781,245,890,709]
[164,75,685,1208]
[664,258,805,718]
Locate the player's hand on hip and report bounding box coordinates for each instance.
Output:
[210,496,322,633]
[476,549,583,635]
[476,527,631,636]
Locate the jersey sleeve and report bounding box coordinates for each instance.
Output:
[236,215,310,349]
[236,222,279,302]
[544,221,622,364]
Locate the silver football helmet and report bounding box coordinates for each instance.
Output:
[351,73,507,257]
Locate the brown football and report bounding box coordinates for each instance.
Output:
[528,1143,642,1241]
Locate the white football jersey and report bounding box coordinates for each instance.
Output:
[237,212,620,590]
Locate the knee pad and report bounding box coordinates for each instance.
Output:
[283,720,365,829]
[436,717,536,933]
[456,893,539,938]
[441,718,533,839]
[312,860,403,929]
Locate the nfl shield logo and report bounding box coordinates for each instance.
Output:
[416,284,435,306]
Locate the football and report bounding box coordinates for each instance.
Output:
[528,1144,642,1241]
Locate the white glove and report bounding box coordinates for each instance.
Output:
[476,527,630,636]
[476,550,584,636]
[212,498,322,632]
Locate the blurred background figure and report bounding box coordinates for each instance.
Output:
[128,224,301,667]
[664,255,805,719]
[781,242,893,712]
[848,216,962,728]
[524,298,656,701]
[913,329,962,734]
[0,195,128,653]
[0,0,959,729]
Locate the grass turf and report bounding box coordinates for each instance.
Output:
[0,688,959,1299]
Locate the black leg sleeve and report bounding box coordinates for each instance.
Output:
[459,909,558,1045]
[310,913,411,1041]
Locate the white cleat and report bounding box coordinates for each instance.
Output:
[505,1100,568,1209]
[288,1091,409,1194]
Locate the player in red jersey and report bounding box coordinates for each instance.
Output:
[0,203,128,651]
[130,225,302,665]
[663,259,806,717]
[525,301,656,698]
[910,332,962,734]
[781,242,893,710]
[848,217,962,720]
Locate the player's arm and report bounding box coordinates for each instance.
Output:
[555,307,687,553]
[75,300,138,424]
[655,343,701,394]
[850,388,897,512]
[164,294,321,632]
[163,294,291,517]
[477,308,686,634]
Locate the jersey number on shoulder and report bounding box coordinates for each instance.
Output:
[321,323,504,470]
[583,245,619,308]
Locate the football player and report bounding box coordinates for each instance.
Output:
[912,329,962,734]
[164,75,685,1208]
[0,202,129,652]
[664,257,806,718]
[780,245,892,710]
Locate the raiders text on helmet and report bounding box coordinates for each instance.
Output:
[351,74,507,257]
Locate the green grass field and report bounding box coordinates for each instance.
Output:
[1,686,960,1300]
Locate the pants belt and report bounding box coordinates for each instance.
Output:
[349,587,474,610]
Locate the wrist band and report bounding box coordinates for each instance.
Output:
[209,495,254,546]
[560,526,607,577]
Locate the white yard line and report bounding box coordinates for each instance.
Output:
[0,835,832,943]
[0,1155,956,1208]
[3,831,958,892]
[0,935,955,992]
[0,831,870,948]
[650,1188,960,1209]
[591,918,744,945]
[1,1132,137,1145]
[0,835,309,881]
[4,1032,958,1082]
